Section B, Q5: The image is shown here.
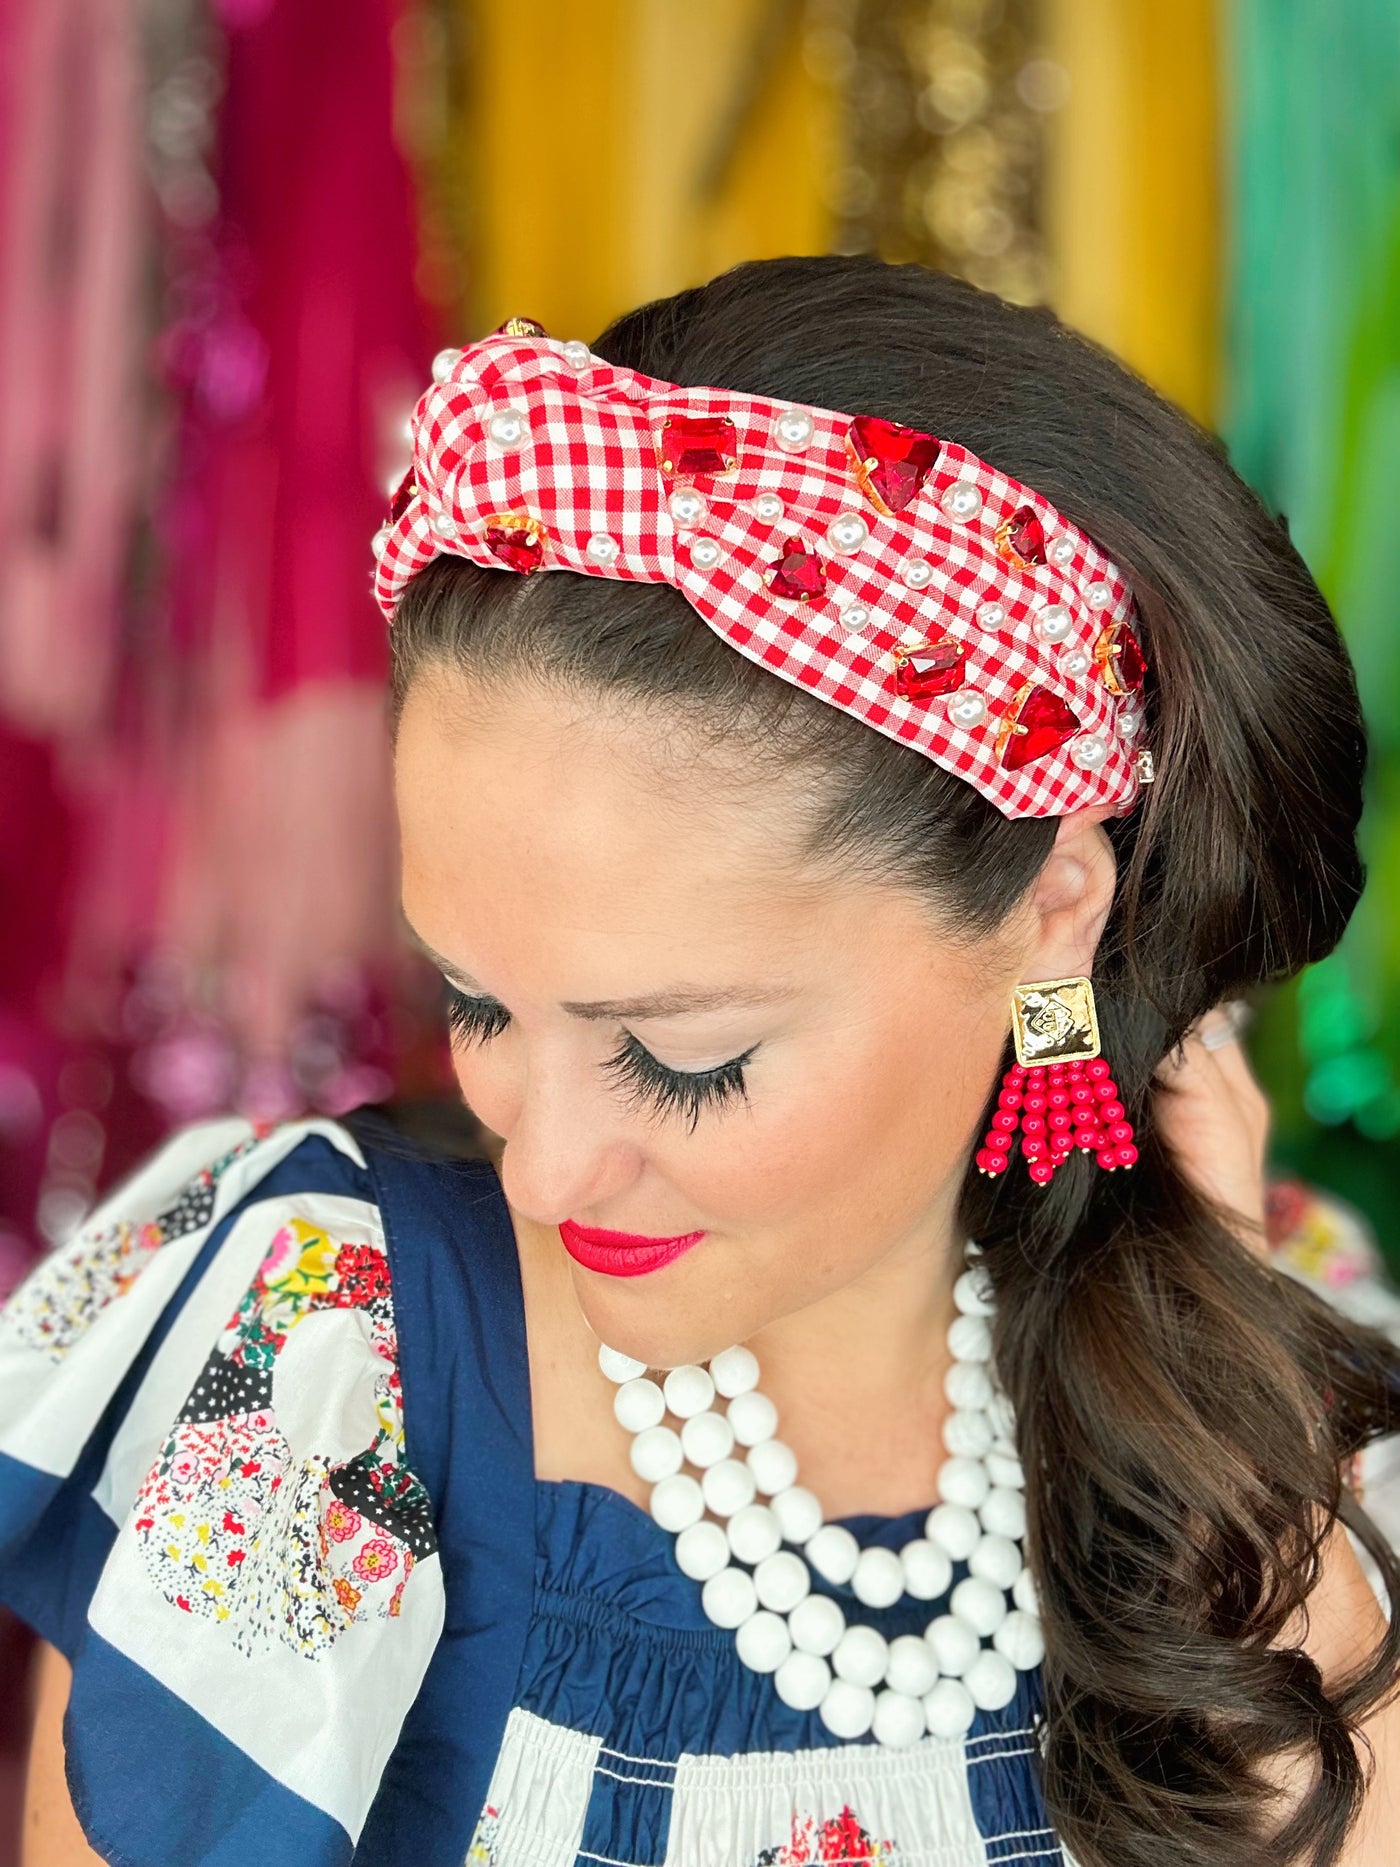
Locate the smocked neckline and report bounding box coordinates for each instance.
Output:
[535,1473,934,1546]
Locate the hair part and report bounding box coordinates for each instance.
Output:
[389,254,1400,1867]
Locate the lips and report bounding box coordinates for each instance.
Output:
[558,1219,706,1278]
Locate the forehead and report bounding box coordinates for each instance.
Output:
[393,674,835,950]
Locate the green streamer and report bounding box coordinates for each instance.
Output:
[1221,0,1400,1263]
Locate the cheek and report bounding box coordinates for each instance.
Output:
[713,999,995,1226]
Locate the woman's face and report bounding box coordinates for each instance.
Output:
[394,671,1114,1369]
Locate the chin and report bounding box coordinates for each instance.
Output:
[571,1270,755,1373]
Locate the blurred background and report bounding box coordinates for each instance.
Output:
[1,0,1398,1844]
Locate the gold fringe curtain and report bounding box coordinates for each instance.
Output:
[447,0,1221,426]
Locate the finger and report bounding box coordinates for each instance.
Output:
[1154,1004,1251,1082]
[1192,1012,1270,1111]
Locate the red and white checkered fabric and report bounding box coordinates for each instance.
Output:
[373,331,1150,821]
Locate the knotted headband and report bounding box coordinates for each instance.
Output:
[372,321,1153,821]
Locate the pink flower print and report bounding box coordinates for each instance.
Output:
[352,1537,400,1584]
[324,1498,362,1543]
[259,1224,296,1280]
[242,1411,275,1436]
[388,1549,414,1618]
[169,1450,202,1487]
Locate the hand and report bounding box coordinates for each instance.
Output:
[1152,1002,1271,1257]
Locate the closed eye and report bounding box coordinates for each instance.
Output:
[442,986,756,1134]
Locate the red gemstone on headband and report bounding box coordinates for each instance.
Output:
[387,467,417,524]
[996,505,1047,568]
[485,517,545,573]
[997,683,1082,770]
[893,636,966,699]
[847,415,942,515]
[1096,620,1147,694]
[767,543,827,600]
[657,415,739,477]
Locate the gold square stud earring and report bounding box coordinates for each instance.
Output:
[976,975,1138,1186]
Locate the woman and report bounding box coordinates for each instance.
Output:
[6,255,1400,1867]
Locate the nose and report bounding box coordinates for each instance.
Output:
[494,1055,641,1226]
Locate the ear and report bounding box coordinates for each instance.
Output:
[1022,805,1119,979]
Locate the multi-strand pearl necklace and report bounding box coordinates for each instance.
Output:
[597,1239,1044,1748]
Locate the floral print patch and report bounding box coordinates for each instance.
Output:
[1265,1176,1384,1289]
[133,1211,435,1656]
[465,1803,501,1864]
[752,1806,900,1864]
[3,1133,265,1363]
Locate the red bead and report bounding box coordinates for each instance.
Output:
[996,504,1047,568]
[485,519,545,573]
[1085,1060,1110,1080]
[893,638,967,700]
[768,544,827,601]
[847,415,941,515]
[657,415,739,477]
[991,1110,1019,1133]
[1093,1081,1119,1102]
[976,1148,1005,1173]
[1098,1100,1125,1123]
[1106,1122,1134,1144]
[1095,1148,1119,1169]
[1028,1161,1055,1185]
[1047,1111,1072,1131]
[1047,1089,1070,1108]
[1115,1143,1138,1167]
[984,1132,1011,1154]
[997,1089,1022,1110]
[1022,1094,1046,1113]
[998,686,1083,772]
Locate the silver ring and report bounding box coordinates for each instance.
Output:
[1197,999,1252,1051]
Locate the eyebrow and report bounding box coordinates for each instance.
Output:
[400,920,800,1021]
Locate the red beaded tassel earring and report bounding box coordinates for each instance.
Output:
[976,975,1138,1187]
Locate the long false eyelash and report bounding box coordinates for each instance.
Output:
[443,986,755,1134]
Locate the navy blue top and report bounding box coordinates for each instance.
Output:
[0,1113,1067,1867]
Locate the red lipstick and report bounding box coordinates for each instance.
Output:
[558,1218,706,1278]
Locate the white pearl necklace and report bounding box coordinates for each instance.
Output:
[597,1239,1044,1748]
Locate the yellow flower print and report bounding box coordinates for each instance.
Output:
[261,1217,338,1297]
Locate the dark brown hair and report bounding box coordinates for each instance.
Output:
[388,254,1400,1867]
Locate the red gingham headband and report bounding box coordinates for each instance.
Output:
[372,320,1153,821]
